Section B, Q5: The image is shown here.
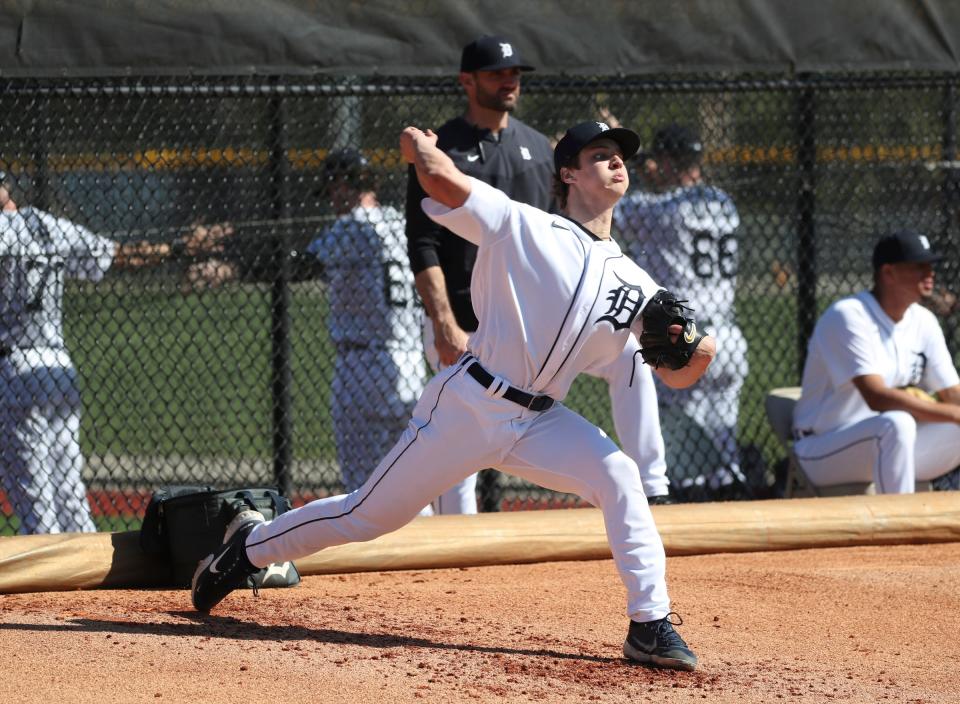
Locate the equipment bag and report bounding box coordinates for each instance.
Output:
[140,485,301,589]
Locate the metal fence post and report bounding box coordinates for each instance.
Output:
[267,91,294,498]
[942,81,960,351]
[796,78,818,377]
[943,84,957,233]
[30,114,50,211]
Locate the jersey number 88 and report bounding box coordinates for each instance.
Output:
[691,231,737,280]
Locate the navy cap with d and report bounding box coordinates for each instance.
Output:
[460,35,534,72]
[872,230,942,269]
[554,121,641,177]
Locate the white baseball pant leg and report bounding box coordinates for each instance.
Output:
[586,337,669,498]
[1,363,95,533]
[1,401,59,534]
[658,323,747,487]
[333,348,418,494]
[48,407,96,533]
[246,359,671,621]
[421,317,478,514]
[795,410,960,493]
[495,404,670,621]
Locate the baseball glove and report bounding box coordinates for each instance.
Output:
[901,386,938,403]
[637,290,704,370]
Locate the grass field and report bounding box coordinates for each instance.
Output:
[66,278,336,459]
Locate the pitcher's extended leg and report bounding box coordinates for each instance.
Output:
[497,404,669,621]
[246,365,505,567]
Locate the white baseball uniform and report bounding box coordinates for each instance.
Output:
[305,204,427,495]
[793,290,960,492]
[246,178,675,621]
[1,207,115,533]
[614,184,746,490]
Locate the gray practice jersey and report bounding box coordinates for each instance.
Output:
[306,204,420,349]
[0,207,116,352]
[614,184,740,327]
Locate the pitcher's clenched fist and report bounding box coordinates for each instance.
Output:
[400,126,438,164]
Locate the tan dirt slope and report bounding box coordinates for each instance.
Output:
[1,542,958,704]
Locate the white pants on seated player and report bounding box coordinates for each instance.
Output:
[245,359,670,621]
[794,410,960,494]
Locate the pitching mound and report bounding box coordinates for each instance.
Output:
[2,541,959,703]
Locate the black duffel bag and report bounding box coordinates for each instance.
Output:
[140,485,300,589]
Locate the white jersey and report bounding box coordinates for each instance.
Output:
[424,178,663,402]
[794,290,960,436]
[0,207,115,356]
[1,207,112,534]
[614,184,739,326]
[306,204,420,350]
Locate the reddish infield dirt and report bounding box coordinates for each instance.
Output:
[2,541,959,703]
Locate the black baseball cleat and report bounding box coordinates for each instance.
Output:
[647,494,674,506]
[623,613,698,671]
[191,509,265,612]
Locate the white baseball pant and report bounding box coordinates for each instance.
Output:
[656,322,747,488]
[1,358,96,533]
[421,318,478,514]
[586,336,669,498]
[794,410,960,493]
[332,346,424,494]
[246,357,671,621]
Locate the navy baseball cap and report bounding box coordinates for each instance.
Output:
[322,148,369,178]
[648,124,703,160]
[872,230,943,268]
[460,35,534,72]
[554,121,641,176]
[315,148,376,195]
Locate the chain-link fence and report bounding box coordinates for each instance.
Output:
[2,73,959,533]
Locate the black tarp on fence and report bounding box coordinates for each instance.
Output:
[2,0,960,77]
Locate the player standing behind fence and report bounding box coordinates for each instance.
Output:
[614,125,749,497]
[302,150,430,501]
[0,170,227,534]
[192,119,717,671]
[406,35,672,507]
[186,150,431,508]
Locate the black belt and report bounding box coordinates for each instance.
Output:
[465,361,555,412]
